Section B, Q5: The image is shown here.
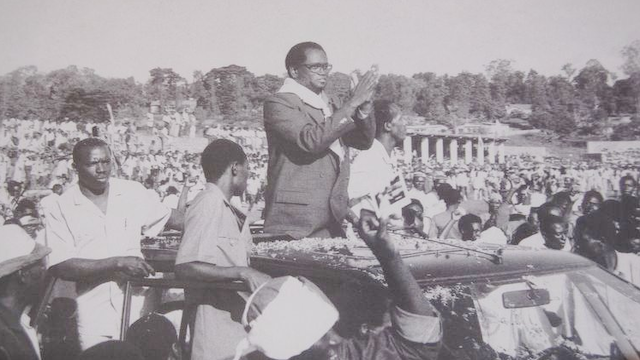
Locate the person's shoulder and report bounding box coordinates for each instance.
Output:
[111,177,144,191]
[189,185,224,208]
[265,92,303,107]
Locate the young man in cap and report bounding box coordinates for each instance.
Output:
[232,211,442,360]
[0,225,51,360]
[175,139,271,360]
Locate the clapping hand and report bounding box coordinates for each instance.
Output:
[349,67,379,111]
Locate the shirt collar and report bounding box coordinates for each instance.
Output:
[204,182,231,206]
[372,139,394,165]
[277,78,330,113]
[204,182,247,229]
[72,177,123,205]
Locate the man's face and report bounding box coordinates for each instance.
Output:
[413,176,426,191]
[622,179,636,197]
[388,115,407,143]
[582,196,601,215]
[488,199,502,213]
[542,222,568,250]
[293,49,330,94]
[74,146,111,192]
[233,160,251,196]
[462,222,482,241]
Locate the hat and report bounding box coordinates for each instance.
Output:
[0,225,51,278]
[233,276,339,360]
[412,171,427,179]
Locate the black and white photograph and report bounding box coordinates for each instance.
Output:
[1,1,640,359]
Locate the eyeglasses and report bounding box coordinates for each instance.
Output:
[300,63,333,74]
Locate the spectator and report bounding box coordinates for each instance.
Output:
[126,313,181,360]
[520,214,570,251]
[0,225,50,360]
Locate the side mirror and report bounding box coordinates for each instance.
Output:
[502,288,550,308]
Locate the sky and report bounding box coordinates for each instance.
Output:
[1,0,639,83]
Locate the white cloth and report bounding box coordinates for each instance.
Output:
[519,232,571,251]
[21,308,41,360]
[277,78,346,161]
[478,226,508,245]
[45,178,172,349]
[348,139,397,200]
[616,252,640,287]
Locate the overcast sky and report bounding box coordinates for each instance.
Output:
[1,0,639,82]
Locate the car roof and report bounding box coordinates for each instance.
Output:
[251,237,596,287]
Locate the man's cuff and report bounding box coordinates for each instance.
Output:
[391,305,442,344]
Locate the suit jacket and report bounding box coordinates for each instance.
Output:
[263,92,375,239]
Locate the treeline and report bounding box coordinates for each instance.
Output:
[1,42,639,140]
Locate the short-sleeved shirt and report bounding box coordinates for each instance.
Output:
[175,183,253,360]
[44,178,171,348]
[337,305,441,360]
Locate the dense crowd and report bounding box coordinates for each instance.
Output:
[1,113,639,360]
[2,39,640,360]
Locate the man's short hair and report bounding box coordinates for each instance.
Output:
[285,42,325,77]
[582,190,603,207]
[620,174,637,190]
[458,214,482,233]
[442,188,462,207]
[126,314,177,360]
[540,214,566,232]
[72,137,109,164]
[373,100,401,135]
[201,139,246,182]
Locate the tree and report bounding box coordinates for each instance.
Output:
[621,40,640,76]
[573,60,614,126]
[620,40,640,114]
[145,68,186,111]
[412,72,447,122]
[206,65,254,118]
[561,63,576,80]
[374,74,419,112]
[486,59,516,119]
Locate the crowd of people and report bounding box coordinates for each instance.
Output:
[1,40,639,360]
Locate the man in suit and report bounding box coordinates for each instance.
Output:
[263,41,378,239]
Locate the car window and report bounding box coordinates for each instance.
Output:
[424,268,640,359]
[580,268,640,350]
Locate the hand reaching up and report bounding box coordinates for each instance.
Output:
[357,209,397,260]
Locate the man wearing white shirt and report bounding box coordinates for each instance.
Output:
[519,214,571,251]
[45,138,184,350]
[348,100,406,211]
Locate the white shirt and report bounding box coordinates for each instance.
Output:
[519,232,571,251]
[45,178,172,348]
[616,252,640,287]
[348,139,398,200]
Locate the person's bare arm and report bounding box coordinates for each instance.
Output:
[358,210,436,316]
[50,256,154,282]
[175,262,271,292]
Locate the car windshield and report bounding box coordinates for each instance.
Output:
[424,267,640,359]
